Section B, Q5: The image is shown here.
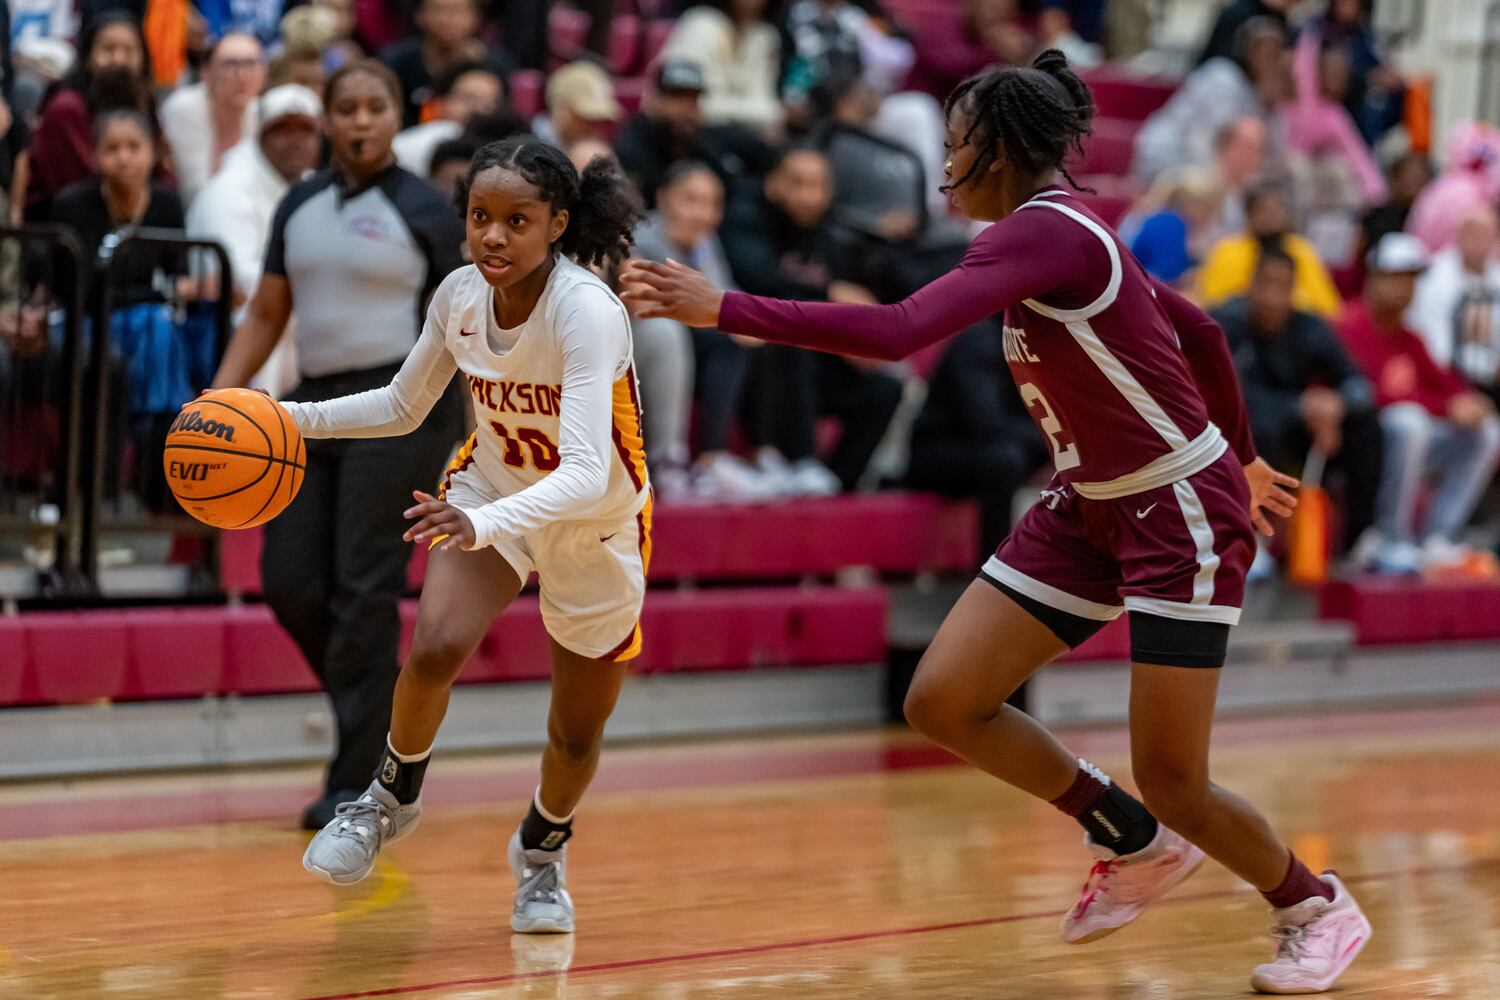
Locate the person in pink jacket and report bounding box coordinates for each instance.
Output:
[1407,122,1500,252]
[1281,25,1385,206]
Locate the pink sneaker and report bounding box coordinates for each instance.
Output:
[1251,872,1371,994]
[1060,824,1204,944]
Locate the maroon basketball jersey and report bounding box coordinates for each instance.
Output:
[997,190,1225,498]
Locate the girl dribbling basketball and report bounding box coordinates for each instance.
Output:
[294,137,647,935]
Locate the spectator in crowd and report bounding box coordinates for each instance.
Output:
[51,107,188,512]
[392,60,505,174]
[722,146,903,493]
[0,91,28,220]
[271,5,340,93]
[159,32,268,207]
[311,0,366,71]
[532,61,621,151]
[1199,183,1342,319]
[1410,207,1500,409]
[907,0,1029,102]
[566,136,615,173]
[1359,151,1430,256]
[780,0,914,122]
[1282,26,1384,208]
[1197,116,1268,247]
[187,85,323,398]
[1307,0,1402,145]
[210,61,465,828]
[629,162,731,498]
[427,135,480,199]
[1126,167,1222,286]
[1034,4,1102,69]
[1197,0,1290,67]
[51,109,184,301]
[614,60,771,209]
[662,0,784,137]
[906,320,1048,560]
[1134,16,1287,182]
[22,13,154,221]
[1407,122,1500,254]
[379,0,508,128]
[1216,241,1381,550]
[1339,234,1500,574]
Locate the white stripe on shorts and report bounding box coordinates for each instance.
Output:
[1123,595,1242,625]
[982,555,1124,622]
[1171,479,1220,605]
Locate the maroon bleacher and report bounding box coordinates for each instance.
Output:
[220,493,979,597]
[1320,578,1500,645]
[1078,69,1177,122]
[1071,116,1139,178]
[2,586,886,706]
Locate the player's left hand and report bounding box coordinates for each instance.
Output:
[618,258,724,327]
[403,490,476,551]
[1243,457,1299,537]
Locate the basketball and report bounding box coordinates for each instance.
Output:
[163,388,305,530]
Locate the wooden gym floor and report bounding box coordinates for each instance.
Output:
[3,700,1500,999]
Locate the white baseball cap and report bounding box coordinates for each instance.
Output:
[260,84,322,131]
[1367,232,1430,274]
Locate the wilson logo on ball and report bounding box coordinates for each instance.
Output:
[170,409,237,442]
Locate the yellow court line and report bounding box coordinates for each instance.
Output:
[326,856,410,925]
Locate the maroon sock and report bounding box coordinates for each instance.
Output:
[1050,762,1110,816]
[1263,852,1334,908]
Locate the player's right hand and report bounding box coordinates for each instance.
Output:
[403,490,476,551]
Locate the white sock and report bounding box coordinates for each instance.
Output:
[533,786,574,824]
[387,735,432,763]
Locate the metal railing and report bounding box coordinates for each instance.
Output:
[0,224,88,602]
[81,228,234,597]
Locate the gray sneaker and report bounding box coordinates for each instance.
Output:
[508,830,574,933]
[302,781,421,885]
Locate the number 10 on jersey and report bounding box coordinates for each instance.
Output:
[490,421,561,472]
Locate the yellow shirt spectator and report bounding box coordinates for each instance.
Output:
[1197,233,1343,318]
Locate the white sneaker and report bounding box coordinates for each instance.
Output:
[650,463,693,502]
[302,781,421,886]
[785,458,842,496]
[1059,824,1204,944]
[1420,534,1474,570]
[1374,541,1423,575]
[1250,872,1371,994]
[508,830,574,933]
[693,453,778,502]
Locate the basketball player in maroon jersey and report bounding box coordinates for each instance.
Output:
[622,51,1371,995]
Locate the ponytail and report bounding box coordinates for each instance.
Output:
[456,138,644,268]
[942,49,1096,193]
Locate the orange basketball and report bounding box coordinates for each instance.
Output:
[163,388,305,529]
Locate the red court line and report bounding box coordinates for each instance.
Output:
[299,858,1500,1000]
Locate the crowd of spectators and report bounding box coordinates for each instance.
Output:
[2,0,1500,580]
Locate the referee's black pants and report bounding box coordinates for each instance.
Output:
[262,364,463,796]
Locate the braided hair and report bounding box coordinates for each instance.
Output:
[941,49,1095,195]
[455,138,644,268]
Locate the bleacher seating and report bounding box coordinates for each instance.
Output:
[2,494,967,708]
[1319,578,1500,645]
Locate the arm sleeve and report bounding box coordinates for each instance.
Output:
[462,289,626,548]
[1153,278,1258,463]
[717,218,1077,362]
[281,282,458,438]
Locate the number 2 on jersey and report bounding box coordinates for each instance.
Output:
[1019,382,1081,472]
[490,421,561,472]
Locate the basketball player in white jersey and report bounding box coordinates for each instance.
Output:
[290,137,649,935]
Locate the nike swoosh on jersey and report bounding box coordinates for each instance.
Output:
[599,532,618,543]
[1135,503,1157,518]
[459,328,478,337]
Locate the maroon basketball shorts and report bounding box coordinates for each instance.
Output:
[980,452,1255,667]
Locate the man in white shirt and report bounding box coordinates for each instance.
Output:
[187,85,322,397]
[1410,206,1500,406]
[160,33,268,207]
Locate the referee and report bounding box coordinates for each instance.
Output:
[213,60,464,828]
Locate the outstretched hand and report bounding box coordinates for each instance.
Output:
[618,259,725,327]
[1243,457,1299,537]
[403,490,476,551]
